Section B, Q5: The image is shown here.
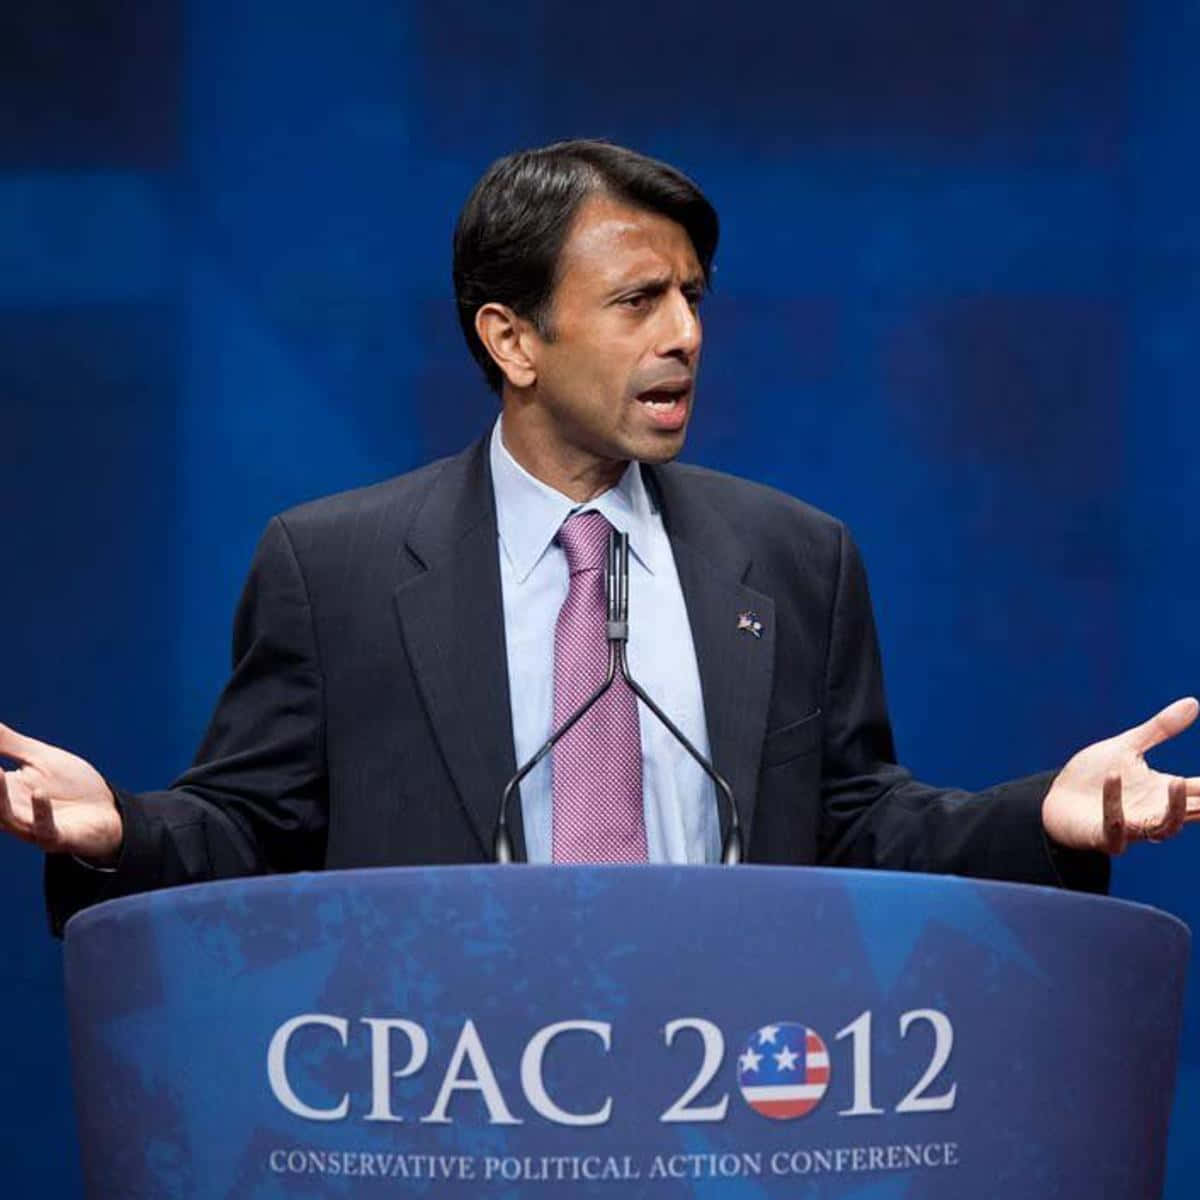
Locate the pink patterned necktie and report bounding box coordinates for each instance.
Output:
[551,511,648,863]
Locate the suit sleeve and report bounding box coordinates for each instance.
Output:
[816,524,1109,892]
[45,516,328,935]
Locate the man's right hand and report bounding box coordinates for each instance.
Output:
[0,724,123,864]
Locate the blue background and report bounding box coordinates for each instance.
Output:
[1,1,1197,1194]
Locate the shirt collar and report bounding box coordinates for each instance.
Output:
[489,416,660,584]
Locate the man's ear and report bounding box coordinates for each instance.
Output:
[475,303,540,390]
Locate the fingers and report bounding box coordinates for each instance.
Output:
[1126,697,1200,754]
[0,769,14,829]
[1,766,82,854]
[1168,776,1187,837]
[30,794,59,850]
[1147,776,1189,842]
[0,722,39,765]
[1102,772,1126,854]
[0,768,37,845]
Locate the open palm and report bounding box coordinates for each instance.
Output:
[1042,698,1200,854]
[0,724,122,862]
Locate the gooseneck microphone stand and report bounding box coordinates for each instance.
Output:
[493,530,743,865]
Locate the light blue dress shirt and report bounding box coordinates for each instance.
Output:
[490,419,720,863]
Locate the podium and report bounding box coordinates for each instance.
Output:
[64,866,1188,1198]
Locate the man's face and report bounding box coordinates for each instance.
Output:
[520,193,704,476]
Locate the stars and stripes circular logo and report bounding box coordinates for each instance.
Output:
[736,1022,830,1119]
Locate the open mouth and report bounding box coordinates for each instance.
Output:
[637,380,691,406]
[639,390,686,407]
[634,381,691,430]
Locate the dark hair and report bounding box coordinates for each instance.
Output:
[452,139,719,394]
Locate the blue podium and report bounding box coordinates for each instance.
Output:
[64,866,1188,1198]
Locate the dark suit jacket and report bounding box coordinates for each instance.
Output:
[46,435,1106,933]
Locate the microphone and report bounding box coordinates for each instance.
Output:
[493,529,743,865]
[605,530,743,866]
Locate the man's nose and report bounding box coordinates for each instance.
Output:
[656,291,702,362]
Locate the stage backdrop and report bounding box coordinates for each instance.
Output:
[2,2,1197,1195]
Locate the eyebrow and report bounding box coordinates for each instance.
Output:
[605,273,707,302]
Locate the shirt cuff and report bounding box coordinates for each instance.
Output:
[70,854,118,874]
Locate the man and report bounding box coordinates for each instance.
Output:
[1,140,1195,933]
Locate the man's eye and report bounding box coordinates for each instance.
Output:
[621,293,649,310]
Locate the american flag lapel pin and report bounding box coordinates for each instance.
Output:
[736,611,763,638]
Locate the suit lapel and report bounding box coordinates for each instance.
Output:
[647,465,776,851]
[392,438,525,860]
[390,440,775,860]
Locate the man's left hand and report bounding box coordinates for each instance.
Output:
[1043,697,1200,854]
